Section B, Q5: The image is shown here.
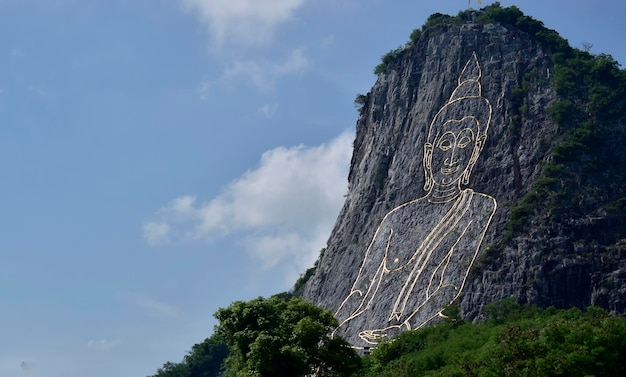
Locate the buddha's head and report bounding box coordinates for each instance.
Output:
[423,52,492,191]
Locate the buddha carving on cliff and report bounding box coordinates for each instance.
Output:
[333,52,497,346]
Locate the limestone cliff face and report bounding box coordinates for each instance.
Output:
[302,22,626,346]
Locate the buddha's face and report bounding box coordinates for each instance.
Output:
[429,116,480,186]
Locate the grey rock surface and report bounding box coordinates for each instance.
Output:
[302,22,626,346]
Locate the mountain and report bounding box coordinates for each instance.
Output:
[301,4,626,348]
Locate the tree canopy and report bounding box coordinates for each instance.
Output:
[215,294,361,377]
[363,301,626,377]
[148,335,228,377]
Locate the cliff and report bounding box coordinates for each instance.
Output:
[302,7,626,347]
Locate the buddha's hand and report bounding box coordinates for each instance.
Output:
[358,325,404,345]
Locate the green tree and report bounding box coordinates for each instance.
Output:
[185,336,229,377]
[149,361,189,377]
[374,46,403,75]
[147,334,228,377]
[353,93,368,111]
[214,295,361,377]
[361,302,626,377]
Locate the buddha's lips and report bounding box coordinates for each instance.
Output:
[440,166,459,174]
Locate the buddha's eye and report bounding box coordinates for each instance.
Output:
[457,128,475,148]
[458,136,472,148]
[438,134,454,151]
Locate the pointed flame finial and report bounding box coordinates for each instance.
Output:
[449,52,482,101]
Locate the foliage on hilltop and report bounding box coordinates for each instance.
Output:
[147,335,228,377]
[214,294,361,377]
[371,2,626,248]
[362,300,626,377]
[148,294,361,377]
[477,5,626,245]
[148,298,626,377]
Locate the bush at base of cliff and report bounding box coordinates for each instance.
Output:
[147,335,228,377]
[215,295,362,377]
[361,300,626,377]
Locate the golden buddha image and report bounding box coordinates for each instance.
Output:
[333,52,497,346]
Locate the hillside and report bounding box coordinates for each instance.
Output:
[302,3,626,348]
[147,4,626,376]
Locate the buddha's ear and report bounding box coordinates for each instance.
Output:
[470,135,487,164]
[423,143,434,191]
[423,143,433,169]
[462,135,487,185]
[476,134,487,149]
[424,142,433,162]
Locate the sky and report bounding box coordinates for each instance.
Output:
[1,1,624,376]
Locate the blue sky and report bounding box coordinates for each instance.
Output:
[1,1,624,376]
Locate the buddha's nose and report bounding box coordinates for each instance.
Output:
[444,148,458,166]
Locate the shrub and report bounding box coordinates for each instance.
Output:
[374,46,404,75]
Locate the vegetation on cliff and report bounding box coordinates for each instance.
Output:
[148,298,626,377]
[148,294,361,377]
[362,300,626,377]
[478,4,626,245]
[368,1,626,269]
[148,335,228,377]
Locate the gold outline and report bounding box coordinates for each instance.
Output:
[333,52,497,346]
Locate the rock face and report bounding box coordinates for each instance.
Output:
[302,22,626,347]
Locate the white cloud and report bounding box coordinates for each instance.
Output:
[220,48,310,91]
[320,35,335,49]
[278,48,310,73]
[194,49,310,97]
[127,295,180,318]
[180,0,306,48]
[196,80,211,100]
[144,130,354,272]
[180,0,310,95]
[143,222,171,246]
[258,103,278,118]
[87,339,120,351]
